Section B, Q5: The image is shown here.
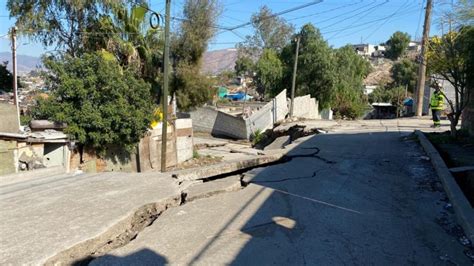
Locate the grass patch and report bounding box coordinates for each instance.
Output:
[250,129,264,146]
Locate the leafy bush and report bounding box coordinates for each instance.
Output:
[32,52,154,154]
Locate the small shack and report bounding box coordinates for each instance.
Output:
[370,103,397,119]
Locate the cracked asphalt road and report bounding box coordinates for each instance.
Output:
[93,128,473,265]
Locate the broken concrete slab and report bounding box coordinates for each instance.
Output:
[193,137,228,150]
[264,136,291,151]
[171,154,284,182]
[0,172,181,265]
[241,167,267,185]
[183,175,242,202]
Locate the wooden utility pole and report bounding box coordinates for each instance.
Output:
[160,0,171,172]
[11,27,20,130]
[289,36,300,118]
[415,0,433,116]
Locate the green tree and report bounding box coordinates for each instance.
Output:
[171,0,221,110]
[385,31,411,60]
[332,45,372,119]
[235,56,254,76]
[369,85,405,109]
[391,58,417,92]
[7,0,129,57]
[0,62,13,92]
[427,27,474,137]
[238,5,294,58]
[0,61,24,92]
[32,52,154,157]
[172,0,221,65]
[173,62,214,111]
[255,49,283,97]
[85,3,164,101]
[280,24,334,108]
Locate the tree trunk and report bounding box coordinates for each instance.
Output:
[462,88,474,136]
[447,113,458,138]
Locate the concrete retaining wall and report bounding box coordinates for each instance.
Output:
[0,103,19,133]
[0,140,17,175]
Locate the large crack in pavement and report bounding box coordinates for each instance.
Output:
[45,147,335,265]
[45,197,183,265]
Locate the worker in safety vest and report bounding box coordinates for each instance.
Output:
[429,84,445,128]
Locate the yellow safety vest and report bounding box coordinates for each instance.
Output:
[430,92,444,110]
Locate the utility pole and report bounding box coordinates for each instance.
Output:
[11,27,20,130]
[415,0,433,116]
[289,36,300,118]
[161,0,171,172]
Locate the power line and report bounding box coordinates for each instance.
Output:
[326,4,420,41]
[362,0,412,42]
[225,0,324,31]
[415,0,426,40]
[320,0,389,30]
[326,8,421,41]
[297,0,379,29]
[285,1,363,23]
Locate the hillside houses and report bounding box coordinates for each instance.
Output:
[352,41,421,58]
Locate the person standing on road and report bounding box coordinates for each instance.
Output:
[429,84,445,128]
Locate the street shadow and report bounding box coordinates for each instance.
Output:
[189,132,368,264]
[188,130,469,265]
[86,248,168,266]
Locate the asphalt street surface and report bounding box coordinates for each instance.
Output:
[93,130,473,265]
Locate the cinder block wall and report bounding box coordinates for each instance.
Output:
[246,101,274,138]
[189,107,219,133]
[213,111,248,139]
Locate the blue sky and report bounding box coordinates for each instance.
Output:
[0,0,451,57]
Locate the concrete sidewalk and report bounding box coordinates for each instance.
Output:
[0,171,181,265]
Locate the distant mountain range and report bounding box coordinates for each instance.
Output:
[201,48,238,75]
[0,52,43,75]
[0,48,238,76]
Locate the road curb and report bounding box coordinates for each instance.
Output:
[415,130,474,243]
